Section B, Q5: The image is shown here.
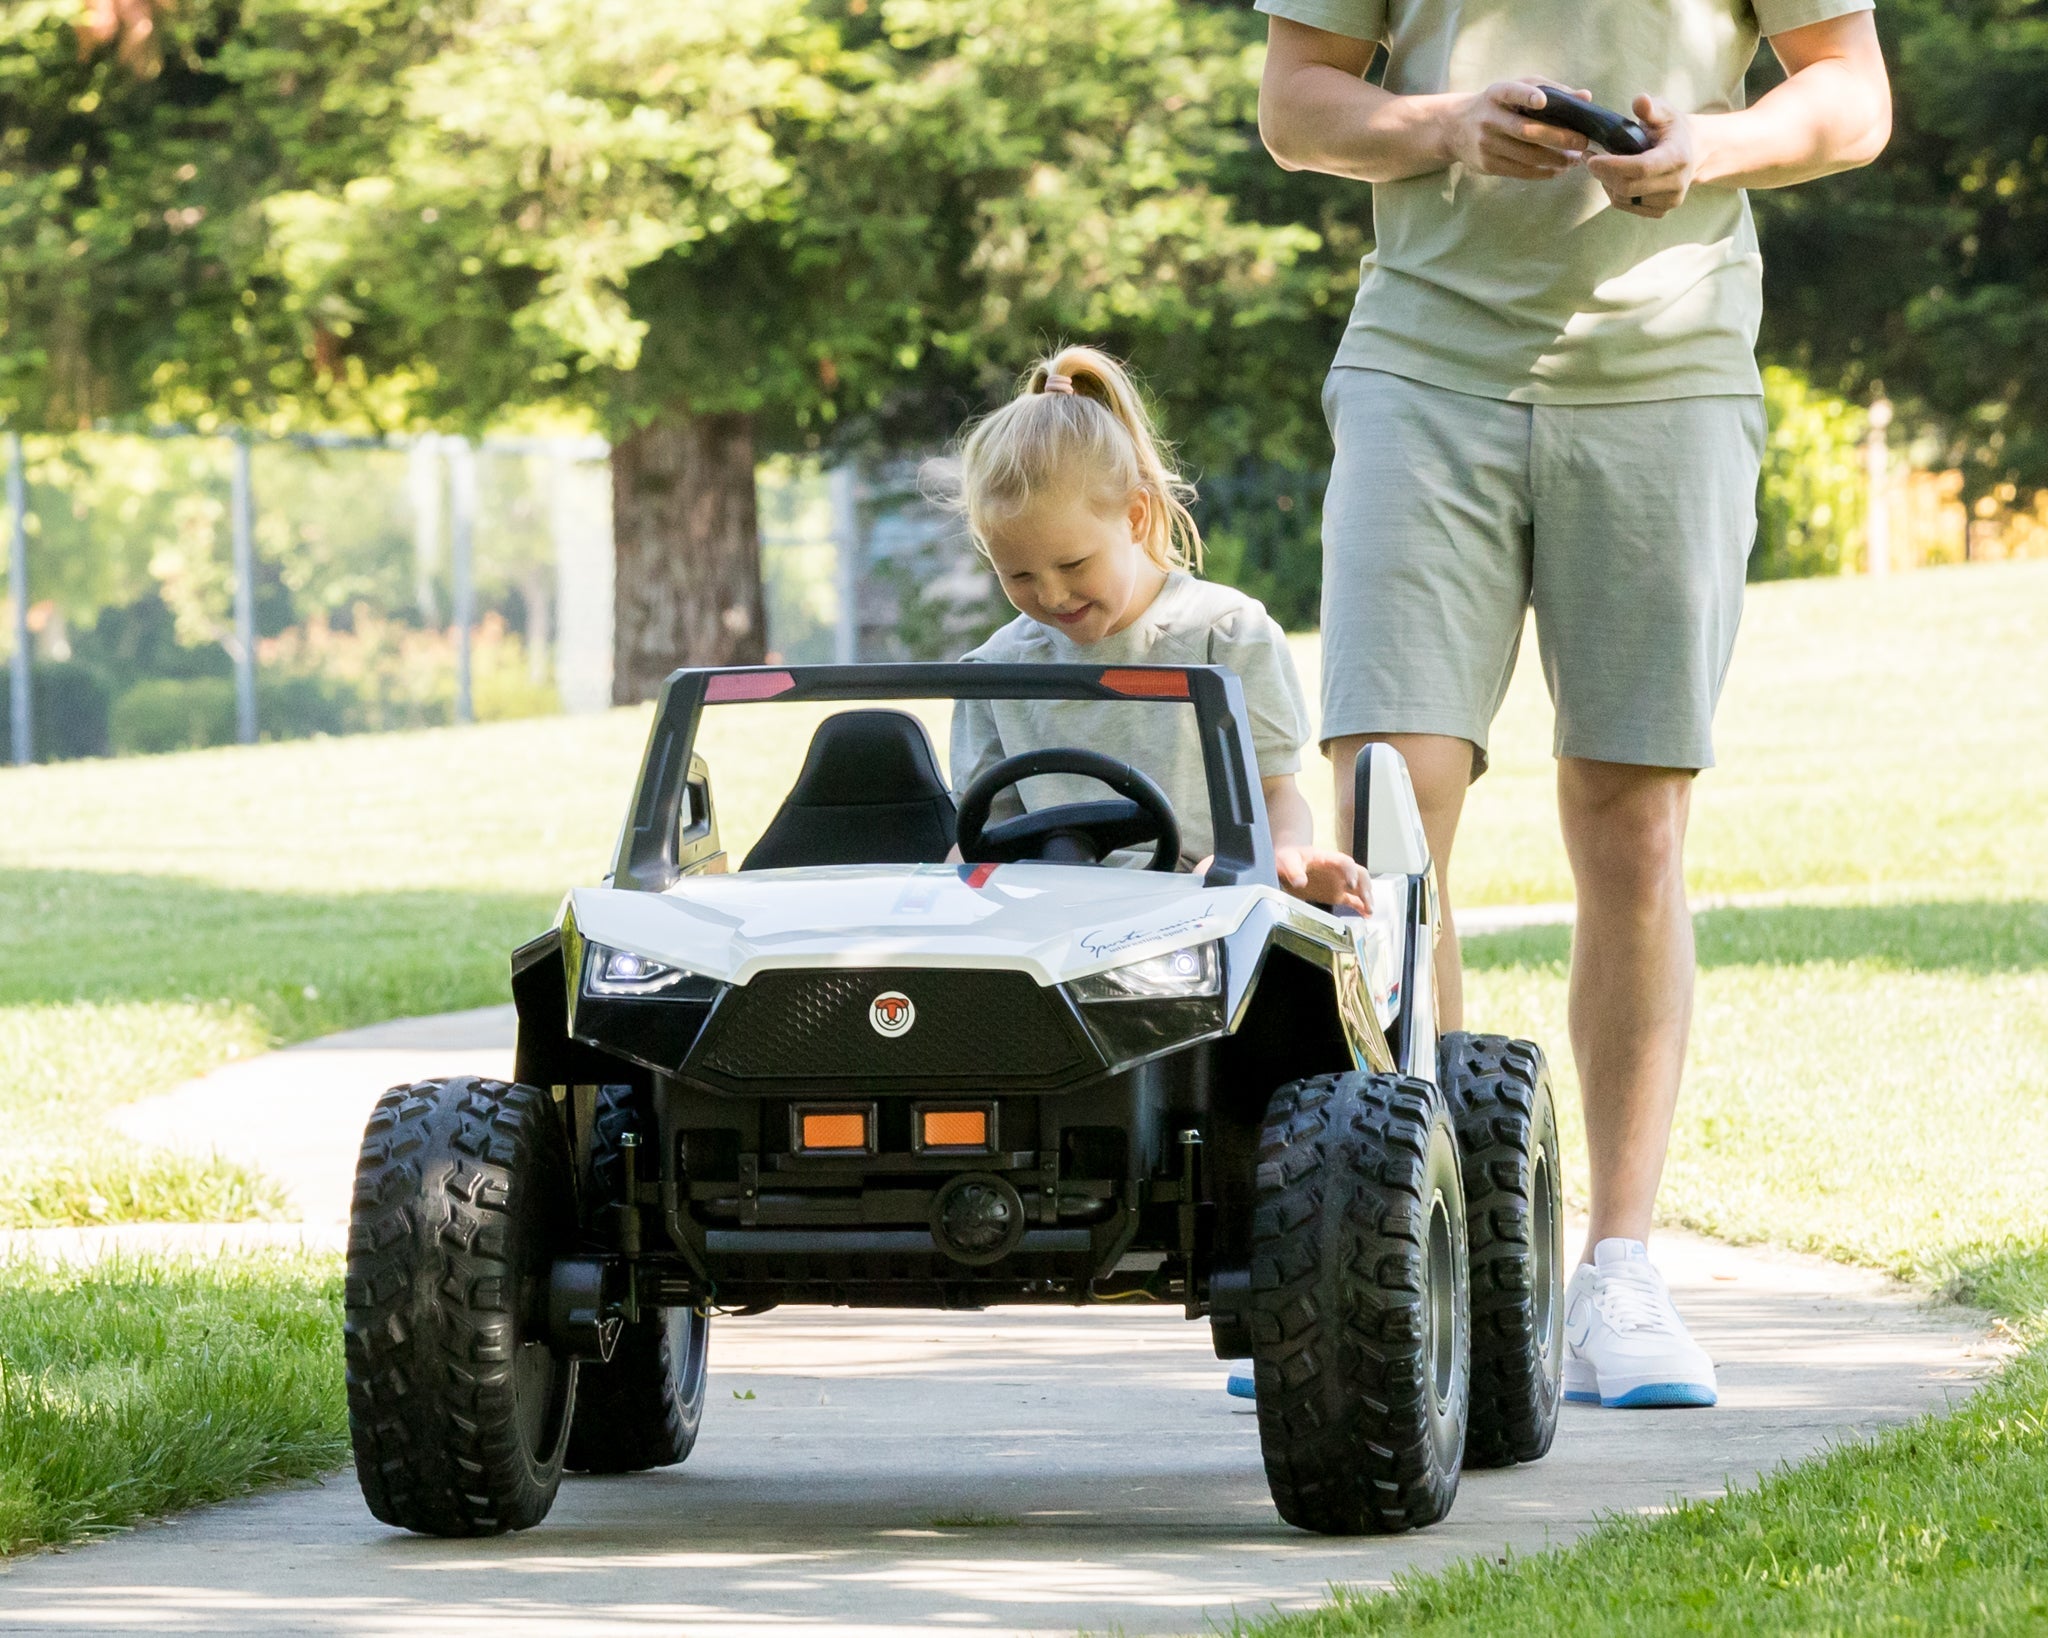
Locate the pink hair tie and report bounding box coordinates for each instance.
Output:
[1041,371,1075,395]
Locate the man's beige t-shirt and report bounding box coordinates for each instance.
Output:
[1255,0,1873,403]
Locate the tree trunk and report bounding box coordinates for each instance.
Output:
[610,410,766,703]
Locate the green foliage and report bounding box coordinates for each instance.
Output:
[245,0,1329,446]
[1752,364,1868,581]
[1194,464,1325,630]
[108,668,407,756]
[110,676,237,755]
[1,1,1345,461]
[1755,0,2048,492]
[0,0,453,432]
[0,1254,345,1553]
[72,593,235,701]
[0,661,110,761]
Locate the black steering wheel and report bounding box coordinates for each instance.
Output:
[956,748,1181,871]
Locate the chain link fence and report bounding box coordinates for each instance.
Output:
[0,433,1003,764]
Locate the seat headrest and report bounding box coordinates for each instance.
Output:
[783,710,948,807]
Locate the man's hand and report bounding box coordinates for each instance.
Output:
[1586,96,1699,218]
[1446,82,1589,180]
[1276,845,1372,916]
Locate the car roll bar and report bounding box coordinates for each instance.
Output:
[610,663,1277,894]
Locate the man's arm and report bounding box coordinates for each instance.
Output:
[1258,17,1588,184]
[1586,12,1891,217]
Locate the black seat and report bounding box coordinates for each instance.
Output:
[741,710,957,870]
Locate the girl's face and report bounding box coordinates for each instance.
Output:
[980,487,1163,647]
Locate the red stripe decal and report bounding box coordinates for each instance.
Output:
[1100,667,1189,698]
[963,862,999,889]
[705,669,796,702]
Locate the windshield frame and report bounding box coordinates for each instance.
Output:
[610,662,1276,894]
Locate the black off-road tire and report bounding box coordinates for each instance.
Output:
[584,1081,644,1211]
[1439,1032,1564,1468]
[344,1076,579,1536]
[1249,1072,1470,1535]
[566,1085,708,1474]
[566,1306,708,1472]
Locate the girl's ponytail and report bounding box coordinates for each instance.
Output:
[954,344,1203,573]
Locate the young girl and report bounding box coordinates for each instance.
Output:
[947,345,1367,913]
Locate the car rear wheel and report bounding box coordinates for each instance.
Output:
[1440,1032,1564,1468]
[1249,1071,1469,1534]
[566,1306,708,1472]
[344,1076,578,1536]
[567,1085,709,1473]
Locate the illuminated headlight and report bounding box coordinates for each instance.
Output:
[1069,941,1221,1003]
[585,943,692,997]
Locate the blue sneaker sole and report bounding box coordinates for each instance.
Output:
[1570,1382,1716,1409]
[1225,1375,1256,1400]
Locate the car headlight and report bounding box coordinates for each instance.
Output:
[1069,941,1221,1002]
[585,943,693,997]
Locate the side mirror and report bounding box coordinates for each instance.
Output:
[1351,743,1431,878]
[676,753,728,874]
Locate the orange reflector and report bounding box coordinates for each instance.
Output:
[921,1109,989,1149]
[801,1111,869,1150]
[1099,666,1189,698]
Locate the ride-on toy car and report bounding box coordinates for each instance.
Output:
[343,663,1564,1538]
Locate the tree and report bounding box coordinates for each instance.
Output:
[1754,0,2048,493]
[0,0,451,435]
[6,1,1349,688]
[253,0,1329,695]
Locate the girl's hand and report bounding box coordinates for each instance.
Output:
[1276,845,1372,916]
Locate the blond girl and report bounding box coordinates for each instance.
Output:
[947,345,1367,912]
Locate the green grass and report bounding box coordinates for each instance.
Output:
[1241,1343,2048,1636]
[0,1254,346,1555]
[1464,902,2048,1302]
[0,706,673,1223]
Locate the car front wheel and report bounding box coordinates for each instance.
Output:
[1248,1071,1469,1534]
[344,1076,578,1536]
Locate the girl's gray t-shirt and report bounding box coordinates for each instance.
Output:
[949,573,1312,869]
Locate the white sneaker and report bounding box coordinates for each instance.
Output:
[1562,1238,1718,1408]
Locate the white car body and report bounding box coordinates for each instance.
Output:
[570,863,1409,1024]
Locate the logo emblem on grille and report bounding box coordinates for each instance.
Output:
[869,991,915,1037]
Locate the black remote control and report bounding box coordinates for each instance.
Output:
[1527,87,1651,156]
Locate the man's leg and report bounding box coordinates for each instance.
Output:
[1556,758,1695,1258]
[1329,731,1475,1030]
[1316,368,1533,1038]
[1527,395,1760,1408]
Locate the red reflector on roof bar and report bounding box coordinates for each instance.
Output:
[1099,668,1189,698]
[705,670,796,702]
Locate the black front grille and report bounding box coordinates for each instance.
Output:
[684,967,1097,1091]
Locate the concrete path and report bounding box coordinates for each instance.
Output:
[3,1002,1999,1636]
[107,1004,518,1225]
[0,1240,1994,1637]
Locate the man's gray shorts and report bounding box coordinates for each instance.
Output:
[1319,367,1767,775]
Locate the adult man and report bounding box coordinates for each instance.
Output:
[1256,0,1890,1406]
